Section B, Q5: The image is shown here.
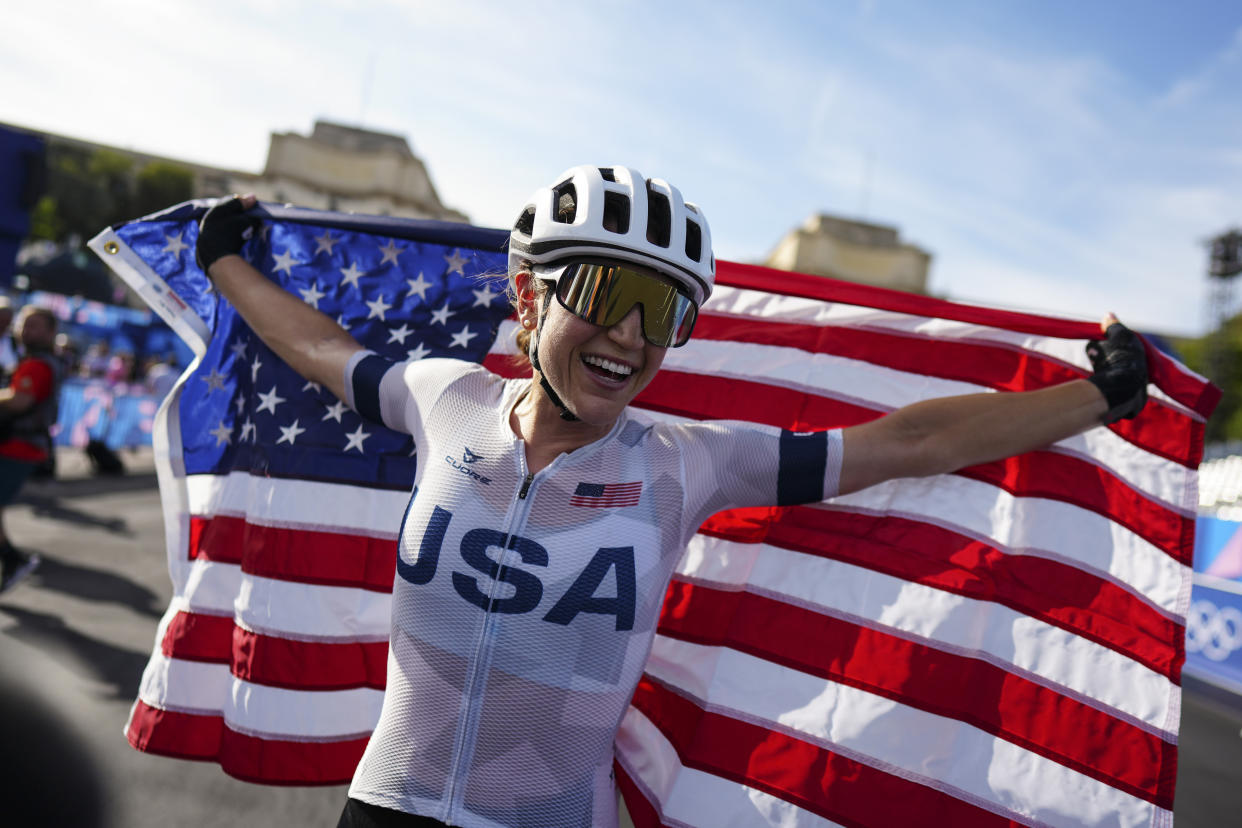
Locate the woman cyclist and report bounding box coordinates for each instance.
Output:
[195,166,1147,828]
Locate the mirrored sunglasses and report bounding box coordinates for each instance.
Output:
[553,261,699,348]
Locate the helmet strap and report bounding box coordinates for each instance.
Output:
[530,288,580,422]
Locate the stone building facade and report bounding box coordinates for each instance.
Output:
[764,213,931,294]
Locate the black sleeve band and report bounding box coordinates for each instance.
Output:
[777,429,829,506]
[351,354,393,425]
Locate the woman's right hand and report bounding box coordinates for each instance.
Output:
[196,194,261,276]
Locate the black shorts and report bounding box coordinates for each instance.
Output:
[337,798,450,828]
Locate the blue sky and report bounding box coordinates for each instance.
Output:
[3,0,1240,335]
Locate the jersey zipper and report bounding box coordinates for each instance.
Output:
[444,452,542,820]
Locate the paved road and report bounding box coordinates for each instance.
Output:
[1,450,1239,827]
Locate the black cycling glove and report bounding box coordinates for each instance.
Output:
[1085,322,1148,424]
[195,196,260,274]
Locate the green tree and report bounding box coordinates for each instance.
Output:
[1175,313,1242,444]
[38,145,135,242]
[133,161,194,218]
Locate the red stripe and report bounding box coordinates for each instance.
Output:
[232,626,388,691]
[158,611,389,691]
[715,259,1220,419]
[615,761,667,828]
[161,610,233,663]
[657,580,1177,808]
[127,700,364,785]
[630,677,1020,827]
[700,506,1184,680]
[570,497,642,507]
[189,515,397,592]
[694,313,1203,468]
[959,451,1192,567]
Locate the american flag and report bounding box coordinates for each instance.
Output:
[571,481,644,508]
[91,200,1215,827]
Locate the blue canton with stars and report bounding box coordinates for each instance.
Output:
[114,201,512,490]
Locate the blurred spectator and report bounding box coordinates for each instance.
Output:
[54,332,80,377]
[0,305,62,593]
[80,340,110,378]
[104,350,134,386]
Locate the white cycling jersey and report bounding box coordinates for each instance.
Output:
[343,353,843,828]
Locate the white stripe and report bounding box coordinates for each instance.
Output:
[819,476,1188,617]
[137,653,385,739]
[138,653,231,715]
[226,677,384,739]
[181,557,245,614]
[677,534,1176,734]
[169,561,394,641]
[185,472,410,535]
[703,285,1192,416]
[235,573,393,640]
[643,637,1171,828]
[615,706,846,828]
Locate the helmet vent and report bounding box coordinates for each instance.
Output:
[552,181,577,224]
[598,167,616,182]
[603,191,630,234]
[514,206,535,237]
[685,219,702,262]
[646,183,671,248]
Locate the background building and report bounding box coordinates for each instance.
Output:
[764,212,931,294]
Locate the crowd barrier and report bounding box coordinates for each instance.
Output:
[52,378,159,450]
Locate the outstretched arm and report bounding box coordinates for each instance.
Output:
[837,316,1148,496]
[198,196,363,402]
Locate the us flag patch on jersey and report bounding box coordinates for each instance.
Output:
[570,481,642,508]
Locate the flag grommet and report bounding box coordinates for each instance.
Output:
[104,241,119,254]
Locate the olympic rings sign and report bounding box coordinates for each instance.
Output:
[1185,599,1242,662]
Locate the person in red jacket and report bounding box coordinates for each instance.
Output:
[0,305,60,593]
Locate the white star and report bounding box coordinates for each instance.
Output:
[162,232,189,258]
[202,368,227,392]
[233,394,246,416]
[256,385,286,415]
[276,419,307,445]
[365,294,393,321]
[407,342,431,360]
[344,424,371,453]
[250,355,263,382]
[302,380,322,393]
[239,418,256,442]
[322,400,348,422]
[378,239,404,267]
[444,248,468,276]
[314,230,340,256]
[340,262,365,290]
[430,302,454,326]
[209,420,232,446]
[229,340,248,360]
[387,323,413,345]
[299,282,326,308]
[449,325,479,349]
[272,248,302,276]
[472,284,501,307]
[406,272,432,301]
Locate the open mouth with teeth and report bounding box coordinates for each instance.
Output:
[581,353,635,383]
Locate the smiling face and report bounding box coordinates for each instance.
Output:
[515,270,669,428]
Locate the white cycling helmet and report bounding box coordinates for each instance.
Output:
[508,165,716,306]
